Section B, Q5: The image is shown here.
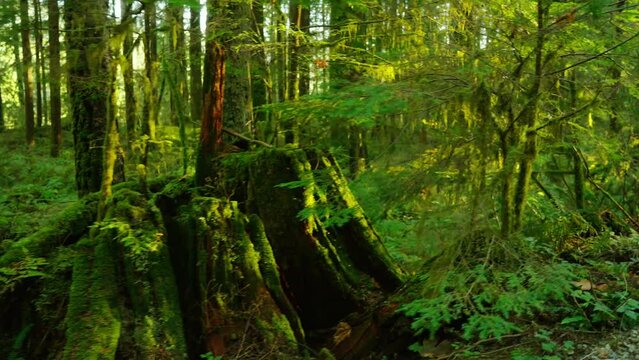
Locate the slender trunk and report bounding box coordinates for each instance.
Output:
[500,133,513,240]
[167,4,188,174]
[285,0,310,144]
[250,1,268,135]
[122,0,136,149]
[98,52,121,220]
[13,33,25,111]
[20,0,35,148]
[33,0,44,128]
[49,0,62,157]
[168,5,187,126]
[189,4,202,125]
[512,0,545,232]
[0,86,4,132]
[143,0,158,144]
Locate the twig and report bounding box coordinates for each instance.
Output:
[223,128,273,148]
[546,31,639,76]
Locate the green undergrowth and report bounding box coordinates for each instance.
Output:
[0,129,76,241]
[352,156,639,359]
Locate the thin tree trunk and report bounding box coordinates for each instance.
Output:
[122,0,136,149]
[512,0,545,232]
[167,4,188,174]
[49,0,62,157]
[285,0,309,144]
[0,85,4,132]
[33,0,44,128]
[189,4,202,125]
[13,33,25,111]
[250,1,268,135]
[143,0,158,145]
[20,0,35,148]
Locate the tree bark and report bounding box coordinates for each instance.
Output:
[20,0,35,148]
[49,0,62,157]
[65,0,109,196]
[512,0,545,232]
[0,85,4,132]
[122,0,137,149]
[33,0,44,128]
[142,0,158,147]
[189,4,203,125]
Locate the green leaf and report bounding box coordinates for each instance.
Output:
[560,315,586,325]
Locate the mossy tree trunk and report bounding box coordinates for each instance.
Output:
[65,0,109,196]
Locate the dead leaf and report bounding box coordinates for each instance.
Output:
[333,322,351,346]
[572,279,592,291]
[594,283,609,291]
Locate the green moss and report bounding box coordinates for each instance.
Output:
[0,198,96,268]
[62,234,121,360]
[247,215,305,343]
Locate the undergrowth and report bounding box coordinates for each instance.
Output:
[353,158,639,359]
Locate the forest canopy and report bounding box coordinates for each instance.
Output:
[2,0,639,359]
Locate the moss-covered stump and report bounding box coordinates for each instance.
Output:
[245,148,405,331]
[2,150,407,359]
[191,197,300,357]
[63,188,187,360]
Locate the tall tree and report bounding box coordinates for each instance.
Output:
[121,0,136,148]
[33,0,44,128]
[222,2,252,132]
[196,0,226,186]
[49,0,62,157]
[65,0,109,196]
[0,85,4,132]
[20,0,35,148]
[142,0,158,150]
[189,3,202,125]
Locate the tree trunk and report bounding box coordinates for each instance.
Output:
[49,0,62,157]
[196,42,225,186]
[167,4,189,174]
[65,0,109,197]
[512,0,545,232]
[20,0,35,148]
[0,85,4,132]
[189,4,203,125]
[122,0,137,149]
[222,1,252,132]
[33,0,44,128]
[142,0,158,146]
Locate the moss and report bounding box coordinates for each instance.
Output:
[0,198,96,268]
[62,234,122,360]
[318,153,405,291]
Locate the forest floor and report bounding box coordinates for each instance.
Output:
[2,128,639,360]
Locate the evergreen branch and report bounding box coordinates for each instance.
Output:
[545,31,639,76]
[534,99,596,132]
